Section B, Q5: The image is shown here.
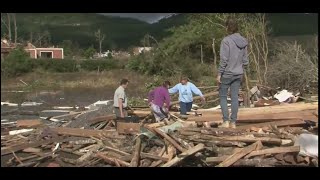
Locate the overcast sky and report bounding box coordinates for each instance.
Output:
[100,13,173,23]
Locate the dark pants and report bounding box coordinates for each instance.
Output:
[219,75,242,122]
[180,102,193,115]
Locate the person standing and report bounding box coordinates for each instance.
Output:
[113,79,129,119]
[169,77,205,117]
[148,81,171,123]
[217,18,249,129]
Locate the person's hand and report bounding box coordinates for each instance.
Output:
[216,75,221,84]
[201,96,206,104]
[163,103,167,108]
[120,113,124,118]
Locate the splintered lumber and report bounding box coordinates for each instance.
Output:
[77,144,103,163]
[130,110,151,117]
[104,146,131,156]
[188,111,317,122]
[200,134,282,145]
[217,141,263,167]
[161,143,205,167]
[89,115,114,125]
[244,146,300,159]
[16,120,42,128]
[96,152,130,167]
[237,119,306,130]
[50,127,124,139]
[171,91,219,106]
[130,137,142,167]
[1,137,65,156]
[140,152,169,162]
[153,128,187,152]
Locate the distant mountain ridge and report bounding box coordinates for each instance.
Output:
[0,13,317,50]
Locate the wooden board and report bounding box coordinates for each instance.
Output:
[187,109,317,122]
[161,143,204,167]
[16,120,42,128]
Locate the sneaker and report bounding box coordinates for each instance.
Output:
[218,121,230,128]
[230,122,236,129]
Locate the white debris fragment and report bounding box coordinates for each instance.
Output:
[1,102,18,107]
[9,129,34,135]
[274,90,294,102]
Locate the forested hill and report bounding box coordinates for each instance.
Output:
[0,13,317,50]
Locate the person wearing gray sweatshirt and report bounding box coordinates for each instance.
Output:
[217,19,249,129]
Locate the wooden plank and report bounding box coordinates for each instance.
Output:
[1,137,65,156]
[187,109,317,122]
[16,120,42,128]
[153,128,187,153]
[96,152,130,167]
[197,102,318,114]
[244,146,300,159]
[130,137,141,167]
[200,134,283,145]
[51,127,125,139]
[237,119,306,130]
[217,141,263,167]
[77,144,103,163]
[161,143,205,167]
[22,147,41,153]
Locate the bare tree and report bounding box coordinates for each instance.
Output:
[95,29,105,54]
[12,13,17,44]
[7,13,11,41]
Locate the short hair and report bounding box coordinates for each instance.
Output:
[163,80,171,87]
[180,76,189,81]
[120,79,129,85]
[226,18,238,34]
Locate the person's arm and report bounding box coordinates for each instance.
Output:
[218,39,230,77]
[164,89,171,107]
[190,83,204,97]
[243,46,249,67]
[148,89,155,105]
[168,84,179,94]
[117,91,125,118]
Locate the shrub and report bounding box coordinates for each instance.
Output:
[79,59,118,71]
[1,47,33,77]
[267,41,318,91]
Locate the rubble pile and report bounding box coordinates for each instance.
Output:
[1,85,318,167]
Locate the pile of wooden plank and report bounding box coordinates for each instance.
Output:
[1,96,318,167]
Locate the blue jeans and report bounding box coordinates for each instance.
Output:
[180,102,193,115]
[219,75,242,122]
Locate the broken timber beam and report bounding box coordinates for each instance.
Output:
[96,152,130,167]
[244,146,300,159]
[187,110,317,122]
[50,127,125,139]
[217,141,263,167]
[130,137,141,167]
[200,134,283,146]
[1,137,65,156]
[161,143,205,167]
